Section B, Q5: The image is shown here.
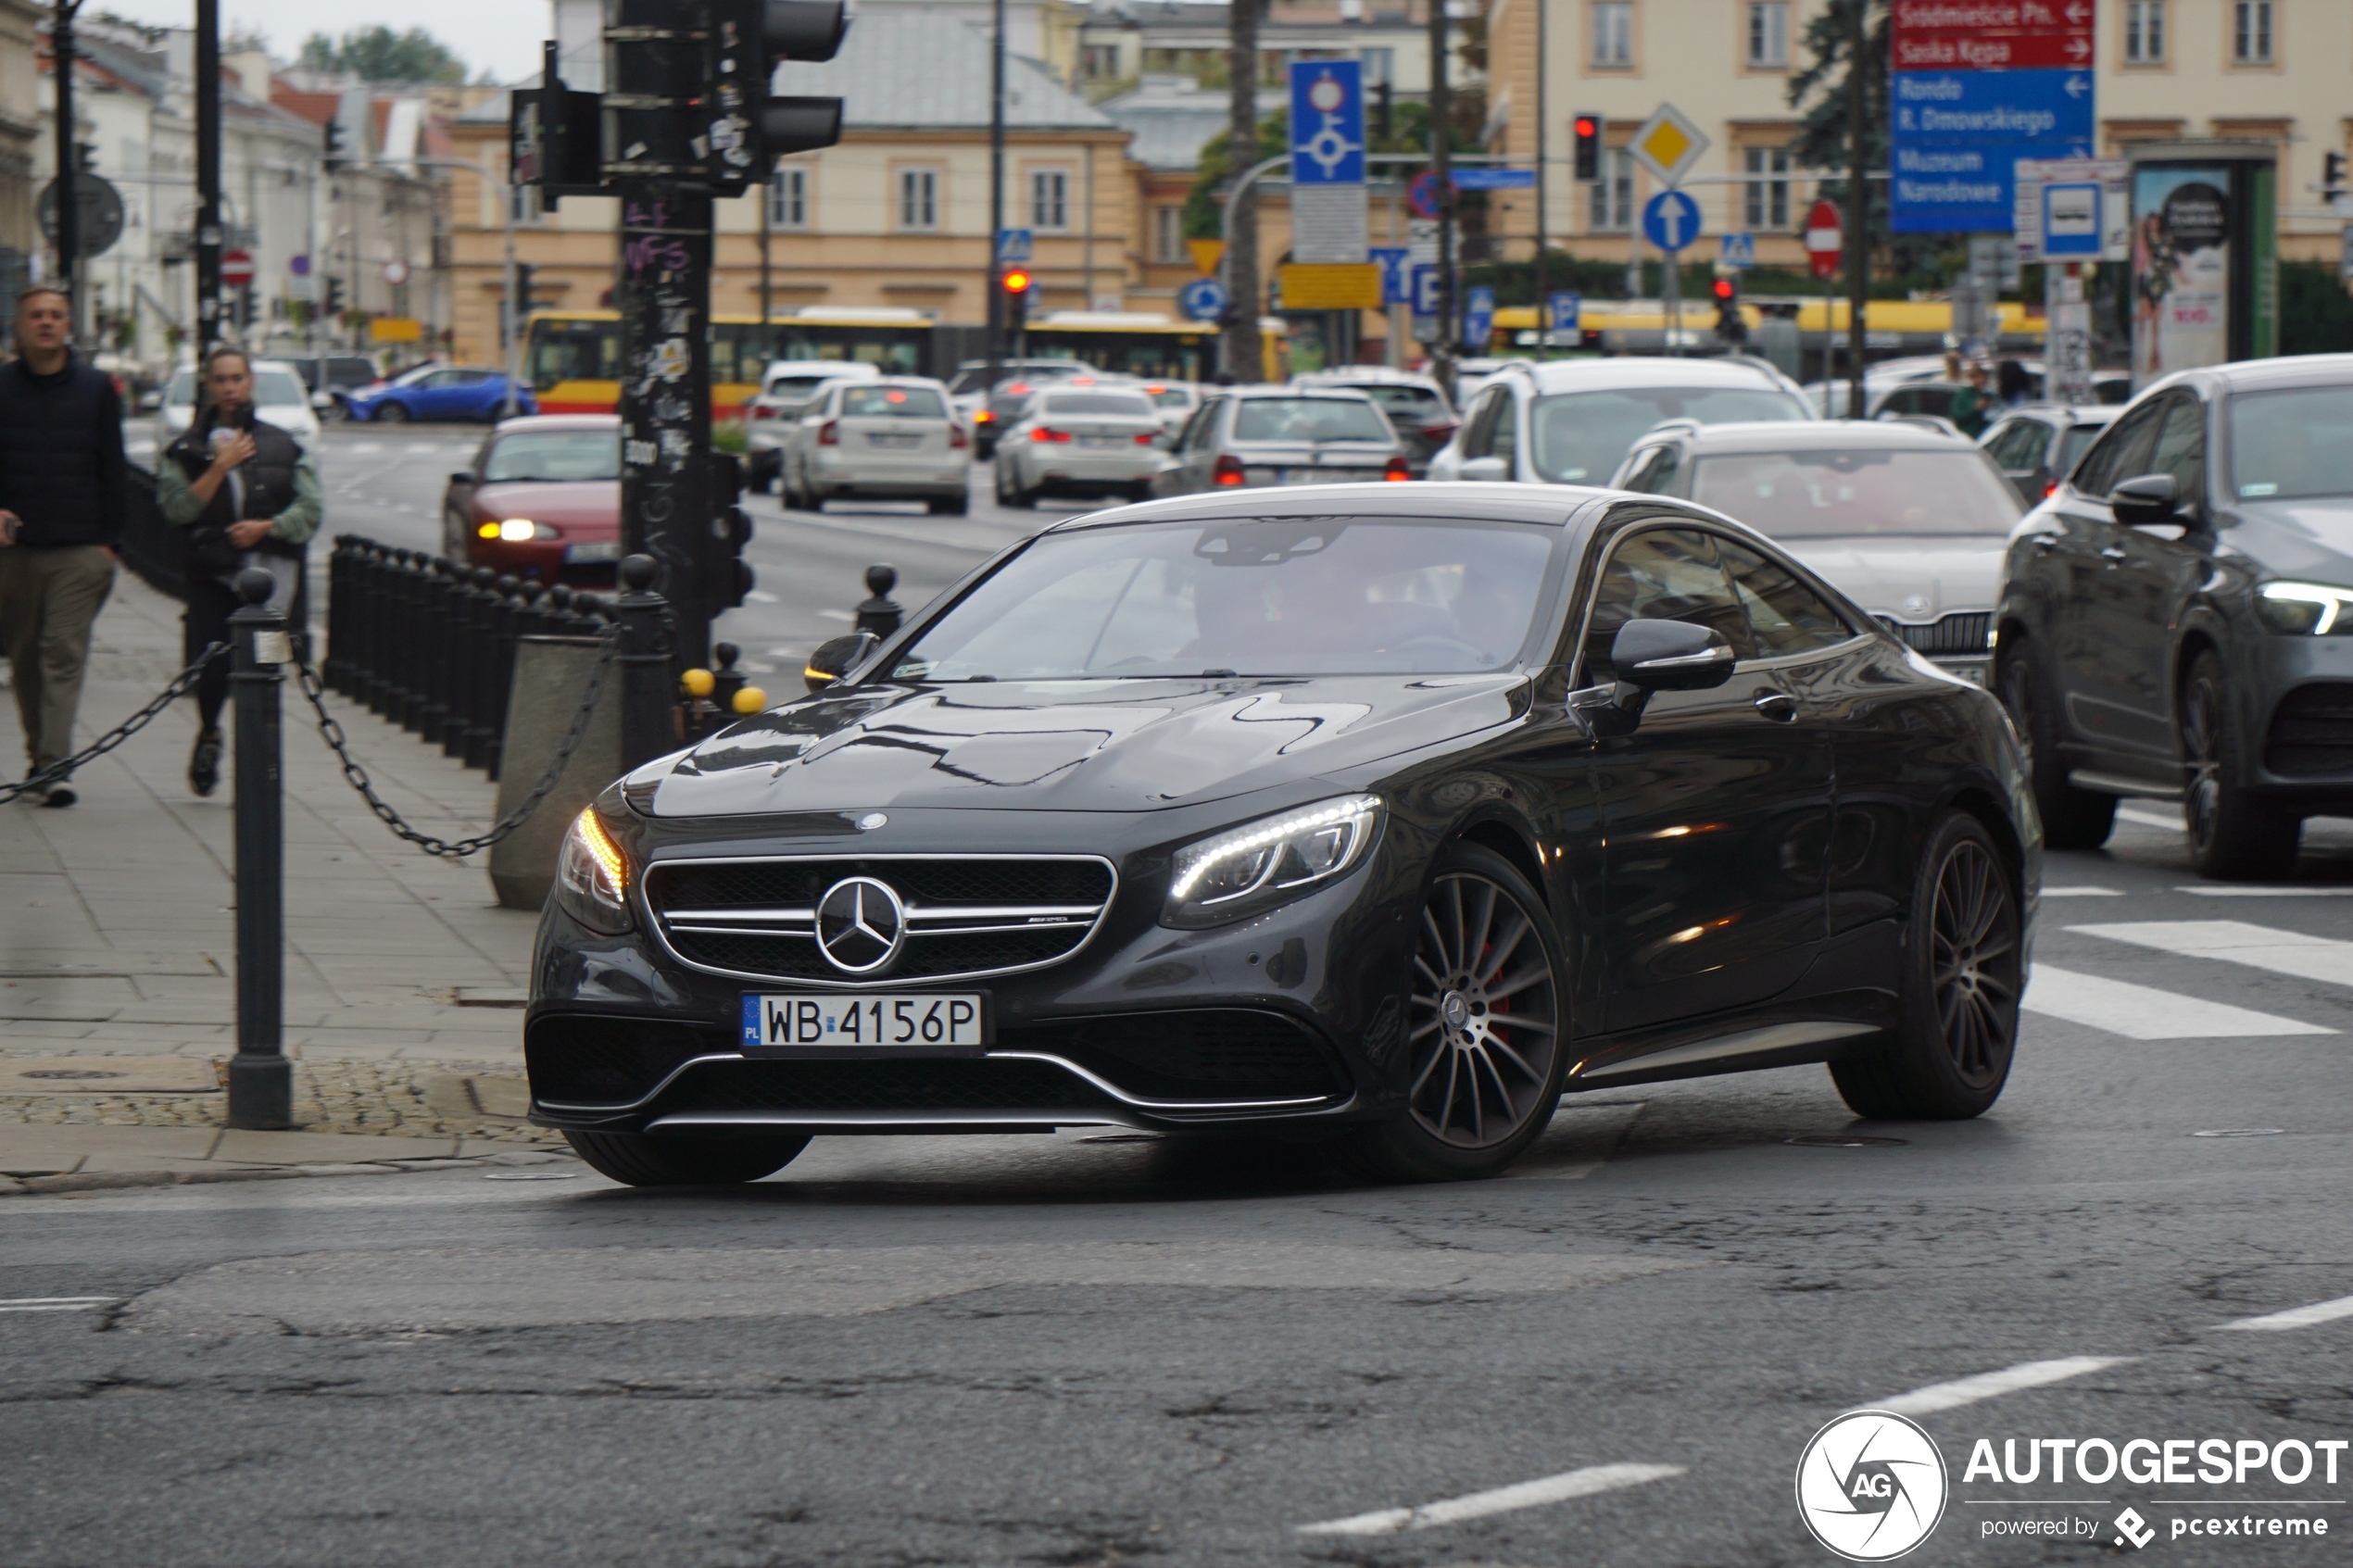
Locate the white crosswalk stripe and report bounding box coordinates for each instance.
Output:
[2066,920,2353,988]
[2024,964,2335,1038]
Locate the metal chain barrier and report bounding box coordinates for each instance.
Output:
[290,632,618,859]
[0,643,231,805]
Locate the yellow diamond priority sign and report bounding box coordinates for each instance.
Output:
[1629,103,1709,190]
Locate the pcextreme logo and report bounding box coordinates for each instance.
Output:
[1795,1411,1951,1562]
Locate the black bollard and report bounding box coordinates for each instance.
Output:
[616,555,675,770]
[854,563,902,638]
[710,640,746,720]
[226,568,292,1130]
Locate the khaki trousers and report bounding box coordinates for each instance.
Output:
[0,545,117,776]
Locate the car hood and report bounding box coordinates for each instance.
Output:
[645,673,1531,817]
[1778,536,2006,619]
[2223,496,2353,582]
[471,480,619,531]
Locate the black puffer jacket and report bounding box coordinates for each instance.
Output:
[165,409,306,560]
[0,354,127,547]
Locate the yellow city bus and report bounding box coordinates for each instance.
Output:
[1486,298,2047,359]
[524,307,943,417]
[1016,312,1223,382]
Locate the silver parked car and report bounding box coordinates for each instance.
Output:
[1153,387,1408,496]
[780,376,971,514]
[993,385,1168,508]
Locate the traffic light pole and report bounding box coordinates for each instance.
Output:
[50,0,79,343]
[195,0,223,353]
[616,184,717,669]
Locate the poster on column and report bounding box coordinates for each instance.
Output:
[2132,167,2230,383]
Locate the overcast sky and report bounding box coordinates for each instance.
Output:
[97,0,548,85]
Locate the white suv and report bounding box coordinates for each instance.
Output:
[1426,357,1814,487]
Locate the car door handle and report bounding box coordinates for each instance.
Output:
[1754,692,1800,722]
[2098,545,2129,562]
[2030,535,2057,555]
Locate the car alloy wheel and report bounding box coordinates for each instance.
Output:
[2180,651,2300,880]
[1406,866,1562,1150]
[375,401,409,423]
[1927,836,2017,1089]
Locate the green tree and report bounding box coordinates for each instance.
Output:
[297,27,467,84]
[2281,261,2353,357]
[1786,0,1950,295]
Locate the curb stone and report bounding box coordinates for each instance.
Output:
[5,1147,576,1198]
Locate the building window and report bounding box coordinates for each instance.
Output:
[1031,169,1069,232]
[1590,145,1634,231]
[509,183,543,225]
[2122,0,2165,62]
[1743,145,1790,231]
[1591,3,1633,68]
[1080,44,1120,80]
[898,168,938,231]
[2232,0,2272,64]
[769,166,808,230]
[1746,3,1787,68]
[1154,206,1186,264]
[1361,46,1393,85]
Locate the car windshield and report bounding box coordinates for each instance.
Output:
[1232,398,1393,444]
[1347,384,1445,420]
[2229,385,2353,501]
[1042,392,1155,418]
[483,431,622,483]
[1144,386,1193,408]
[889,517,1558,681]
[2057,423,2104,473]
[1688,447,2024,537]
[840,385,947,418]
[165,368,309,408]
[765,376,833,399]
[390,365,437,387]
[1529,387,1808,482]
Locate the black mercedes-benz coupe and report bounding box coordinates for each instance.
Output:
[528,483,2042,1185]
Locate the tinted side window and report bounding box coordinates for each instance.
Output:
[1182,400,1223,451]
[1491,394,1519,470]
[2145,393,2207,506]
[2071,399,2163,498]
[1579,527,1751,684]
[1459,391,1501,458]
[1621,444,1680,494]
[1716,537,1854,658]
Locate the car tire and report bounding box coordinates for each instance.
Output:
[563,1129,810,1186]
[1336,840,1567,1184]
[374,401,409,423]
[1995,636,2115,850]
[1126,483,1153,504]
[928,493,969,515]
[2181,649,2301,881]
[783,464,811,511]
[1830,811,2020,1121]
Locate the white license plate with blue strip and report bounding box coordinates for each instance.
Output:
[742,993,986,1048]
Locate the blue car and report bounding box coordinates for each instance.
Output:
[342,365,537,423]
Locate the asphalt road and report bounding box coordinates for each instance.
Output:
[7,805,2353,1566]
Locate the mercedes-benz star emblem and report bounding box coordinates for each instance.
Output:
[814,876,906,974]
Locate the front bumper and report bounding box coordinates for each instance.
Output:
[525,808,1419,1138]
[466,534,622,584]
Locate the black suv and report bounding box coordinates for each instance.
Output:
[1994,356,2353,878]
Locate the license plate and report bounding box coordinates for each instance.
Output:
[1078,434,1129,448]
[741,992,986,1049]
[867,433,923,448]
[1276,469,1362,485]
[565,541,621,562]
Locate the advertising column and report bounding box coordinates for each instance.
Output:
[2127,143,2279,387]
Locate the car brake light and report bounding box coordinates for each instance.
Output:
[1135,431,1156,445]
[1005,383,1030,396]
[1383,456,1411,482]
[751,406,775,420]
[1421,420,1458,442]
[2044,480,2059,497]
[1214,454,1246,487]
[1032,427,1072,444]
[950,423,970,448]
[975,408,994,424]
[817,420,839,446]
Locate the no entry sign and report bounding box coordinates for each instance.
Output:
[220,249,256,287]
[1805,201,1842,279]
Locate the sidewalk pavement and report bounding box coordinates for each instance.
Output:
[3,569,578,1185]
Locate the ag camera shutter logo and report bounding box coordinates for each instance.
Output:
[1795,1411,1950,1561]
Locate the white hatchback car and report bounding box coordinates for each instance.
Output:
[780,377,970,514]
[157,358,322,451]
[744,361,883,491]
[993,385,1167,508]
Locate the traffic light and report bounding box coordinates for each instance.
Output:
[701,0,849,193]
[706,451,755,611]
[322,117,346,173]
[1712,276,1746,344]
[324,276,344,315]
[1573,113,1602,182]
[1373,79,1392,141]
[2327,151,2349,204]
[1001,267,1034,334]
[510,43,604,202]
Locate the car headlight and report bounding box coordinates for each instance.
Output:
[555,808,632,933]
[1163,794,1382,929]
[2256,582,2353,636]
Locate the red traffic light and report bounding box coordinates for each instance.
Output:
[1712,279,1736,301]
[1574,117,1598,138]
[1001,269,1034,295]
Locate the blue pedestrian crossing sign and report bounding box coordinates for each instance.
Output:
[995,228,1033,263]
[1462,286,1495,350]
[1642,190,1703,253]
[1369,246,1412,305]
[1177,276,1229,322]
[1719,232,1755,270]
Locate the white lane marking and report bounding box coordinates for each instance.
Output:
[744,589,779,603]
[1869,1357,2132,1417]
[0,1297,114,1312]
[2117,806,2182,831]
[816,608,854,621]
[2021,965,2334,1039]
[2068,920,2353,988]
[2042,886,2122,897]
[2216,1293,2353,1333]
[346,442,384,455]
[2175,885,2353,897]
[404,442,438,453]
[1296,1463,1685,1537]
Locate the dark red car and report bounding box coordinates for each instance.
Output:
[441,416,621,583]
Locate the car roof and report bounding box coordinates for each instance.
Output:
[1511,356,1802,394]
[1229,385,1379,402]
[1043,482,1606,533]
[2001,403,2120,425]
[1664,419,1971,453]
[1295,368,1441,386]
[2179,354,2353,394]
[765,360,880,376]
[492,414,620,433]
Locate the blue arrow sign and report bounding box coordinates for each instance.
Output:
[1642,190,1704,253]
[1546,292,1581,334]
[1177,276,1229,322]
[1889,68,2095,233]
[1369,246,1412,305]
[1289,59,1365,186]
[1462,286,1495,349]
[1451,168,1536,191]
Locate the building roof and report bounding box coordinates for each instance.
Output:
[773,11,1112,131]
[1096,76,1281,171]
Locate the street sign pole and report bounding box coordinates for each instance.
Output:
[195,0,223,353]
[51,0,79,344]
[1428,0,1453,388]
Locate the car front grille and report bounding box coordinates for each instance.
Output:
[665,1057,1114,1114]
[644,855,1117,986]
[2264,683,2353,778]
[1878,611,1993,658]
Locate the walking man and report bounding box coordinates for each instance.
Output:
[0,287,126,807]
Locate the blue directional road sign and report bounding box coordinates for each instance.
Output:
[1719,232,1755,270]
[1369,246,1412,305]
[1177,277,1229,322]
[1546,292,1581,334]
[1451,168,1535,191]
[995,228,1033,263]
[1642,190,1704,253]
[1289,60,1365,186]
[1462,287,1495,350]
[1889,69,2095,233]
[1409,264,1441,318]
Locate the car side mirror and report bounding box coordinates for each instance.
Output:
[803,631,879,694]
[1458,456,1509,483]
[448,470,473,486]
[2110,472,2185,528]
[1611,618,1737,692]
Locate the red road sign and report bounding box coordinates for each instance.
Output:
[1805,200,1843,279]
[1892,0,2092,70]
[220,249,255,287]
